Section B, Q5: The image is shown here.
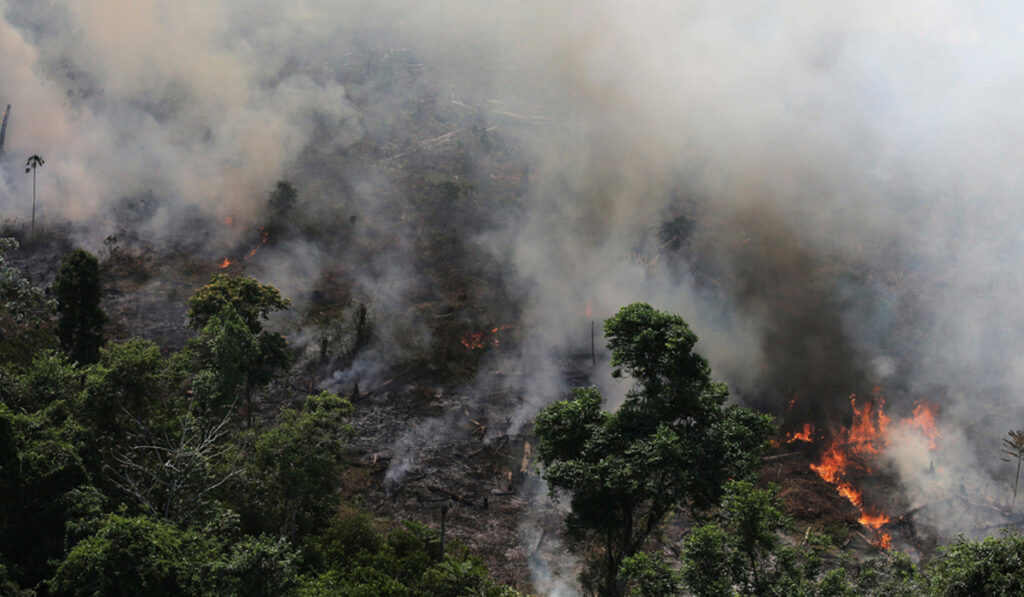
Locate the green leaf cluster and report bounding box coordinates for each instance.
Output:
[535,303,775,597]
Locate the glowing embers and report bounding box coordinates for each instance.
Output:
[218,226,270,269]
[808,392,940,550]
[460,324,514,350]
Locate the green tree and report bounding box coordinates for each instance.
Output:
[187,274,289,334]
[233,392,352,538]
[54,249,107,366]
[718,480,789,594]
[926,531,1024,597]
[218,534,300,597]
[618,552,684,597]
[534,303,774,597]
[681,524,732,597]
[682,481,862,597]
[184,275,292,425]
[48,514,214,597]
[0,398,90,588]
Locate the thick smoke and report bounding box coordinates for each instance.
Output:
[6,0,1024,588]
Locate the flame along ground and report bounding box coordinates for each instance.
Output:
[218,225,270,269]
[787,392,940,549]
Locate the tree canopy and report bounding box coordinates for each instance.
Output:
[54,248,107,366]
[535,303,775,597]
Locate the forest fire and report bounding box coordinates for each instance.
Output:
[461,324,514,349]
[218,226,270,269]
[807,392,940,549]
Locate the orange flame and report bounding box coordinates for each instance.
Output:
[809,393,891,548]
[785,423,815,443]
[216,226,270,269]
[585,301,592,319]
[904,400,940,450]
[807,392,941,550]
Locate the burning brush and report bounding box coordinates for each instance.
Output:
[786,390,940,549]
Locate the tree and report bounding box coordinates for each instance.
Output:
[48,514,215,597]
[1002,430,1024,511]
[184,275,291,425]
[187,274,289,334]
[618,553,684,597]
[681,481,850,597]
[534,303,774,597]
[107,411,241,524]
[232,392,352,538]
[54,249,107,366]
[926,531,1024,597]
[0,398,90,588]
[24,155,43,238]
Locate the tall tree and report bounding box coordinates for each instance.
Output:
[54,249,107,366]
[534,303,774,597]
[24,155,43,238]
[184,275,291,426]
[1002,430,1024,512]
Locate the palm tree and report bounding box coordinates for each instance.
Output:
[1002,429,1024,511]
[25,154,44,237]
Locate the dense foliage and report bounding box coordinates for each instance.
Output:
[535,303,775,597]
[54,249,107,365]
[5,247,1024,596]
[0,250,520,596]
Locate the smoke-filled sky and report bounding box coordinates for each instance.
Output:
[4,0,1024,564]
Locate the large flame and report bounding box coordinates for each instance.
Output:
[808,391,940,549]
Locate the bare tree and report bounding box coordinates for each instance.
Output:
[108,409,241,523]
[24,154,44,237]
[1002,429,1024,512]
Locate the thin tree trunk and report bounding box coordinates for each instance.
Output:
[31,167,35,237]
[1014,456,1021,511]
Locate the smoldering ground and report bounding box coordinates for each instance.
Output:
[5,0,1024,591]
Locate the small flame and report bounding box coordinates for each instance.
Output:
[585,300,592,319]
[785,423,814,443]
[904,400,940,450]
[216,226,269,269]
[223,216,235,226]
[460,324,514,350]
